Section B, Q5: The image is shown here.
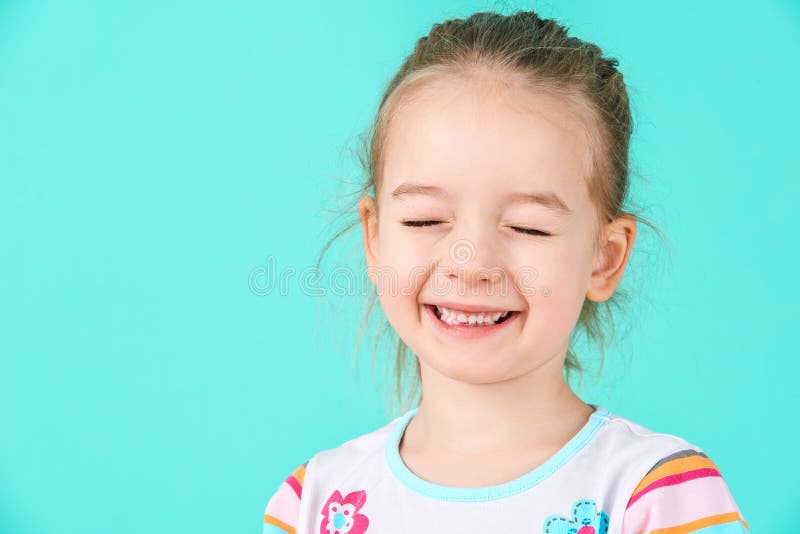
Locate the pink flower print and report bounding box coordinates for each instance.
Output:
[319,489,369,534]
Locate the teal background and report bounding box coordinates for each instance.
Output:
[1,0,796,531]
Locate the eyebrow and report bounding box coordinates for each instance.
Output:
[506,191,572,216]
[390,182,449,200]
[390,181,572,216]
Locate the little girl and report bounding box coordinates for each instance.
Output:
[262,10,748,534]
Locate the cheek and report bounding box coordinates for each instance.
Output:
[512,240,590,317]
[374,227,431,303]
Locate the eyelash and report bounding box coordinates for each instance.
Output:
[401,220,551,237]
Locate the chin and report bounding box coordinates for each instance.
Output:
[419,350,520,385]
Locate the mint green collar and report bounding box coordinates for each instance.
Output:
[384,404,611,502]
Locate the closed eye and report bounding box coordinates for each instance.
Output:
[401,221,550,236]
[402,220,443,227]
[510,226,551,237]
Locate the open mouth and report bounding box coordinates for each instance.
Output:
[427,304,518,327]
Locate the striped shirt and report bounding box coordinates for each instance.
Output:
[621,448,749,533]
[262,405,748,534]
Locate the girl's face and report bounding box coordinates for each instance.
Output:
[359,75,635,385]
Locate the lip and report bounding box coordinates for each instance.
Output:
[426,301,519,313]
[422,304,520,339]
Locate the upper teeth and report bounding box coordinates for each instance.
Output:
[435,305,511,326]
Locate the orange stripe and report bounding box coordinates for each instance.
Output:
[633,454,718,494]
[292,463,306,486]
[264,513,296,534]
[650,512,746,533]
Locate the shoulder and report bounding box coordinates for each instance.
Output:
[598,410,695,452]
[585,408,701,473]
[604,412,750,533]
[304,412,404,478]
[262,414,404,534]
[263,461,308,534]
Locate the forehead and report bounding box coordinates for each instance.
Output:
[380,74,597,206]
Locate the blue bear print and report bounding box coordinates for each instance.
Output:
[542,499,609,534]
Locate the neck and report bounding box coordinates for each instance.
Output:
[404,349,593,457]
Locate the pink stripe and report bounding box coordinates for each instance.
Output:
[264,483,301,527]
[621,476,741,534]
[286,475,303,499]
[628,468,720,508]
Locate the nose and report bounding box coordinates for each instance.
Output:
[434,233,505,293]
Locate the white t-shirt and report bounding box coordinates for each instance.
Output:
[262,404,748,534]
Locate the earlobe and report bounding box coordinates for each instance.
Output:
[586,215,637,302]
[357,195,379,283]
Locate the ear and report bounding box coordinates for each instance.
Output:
[357,195,380,284]
[586,215,637,302]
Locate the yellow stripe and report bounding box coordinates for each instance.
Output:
[632,454,719,494]
[292,463,306,486]
[651,512,745,533]
[264,513,296,534]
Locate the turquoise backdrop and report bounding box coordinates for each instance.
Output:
[1,0,796,532]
